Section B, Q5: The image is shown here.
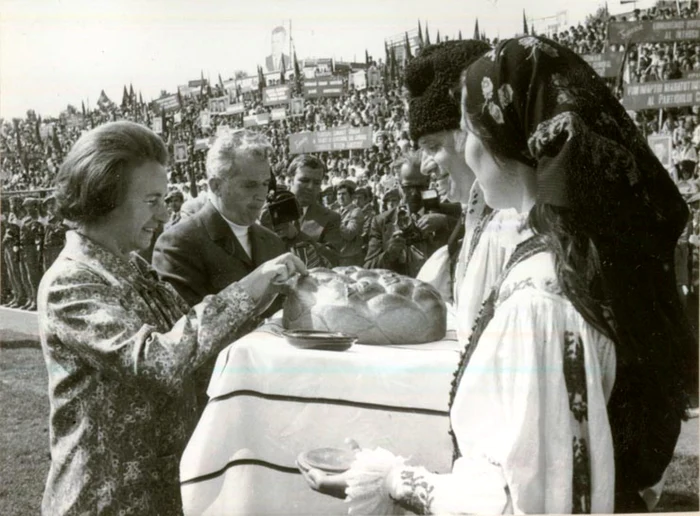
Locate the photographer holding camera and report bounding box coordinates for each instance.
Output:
[364,152,459,277]
[261,154,343,268]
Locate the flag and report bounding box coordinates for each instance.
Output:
[121,86,129,109]
[280,54,287,84]
[177,89,183,108]
[330,57,335,74]
[81,100,86,117]
[129,83,135,102]
[97,90,113,111]
[458,30,463,40]
[473,19,480,40]
[200,70,206,96]
[436,30,441,44]
[365,49,370,66]
[139,91,144,108]
[404,32,413,62]
[51,125,61,159]
[218,73,224,91]
[258,65,266,93]
[293,48,302,94]
[425,22,431,45]
[523,10,529,35]
[35,116,42,142]
[418,20,424,48]
[390,47,397,83]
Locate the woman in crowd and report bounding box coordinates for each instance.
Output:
[38,121,306,515]
[301,36,695,513]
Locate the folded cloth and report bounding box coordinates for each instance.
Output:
[345,448,407,515]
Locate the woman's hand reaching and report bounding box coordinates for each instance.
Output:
[237,252,307,314]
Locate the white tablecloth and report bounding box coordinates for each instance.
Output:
[180,319,462,515]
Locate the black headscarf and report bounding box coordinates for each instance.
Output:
[463,36,695,511]
[462,36,688,259]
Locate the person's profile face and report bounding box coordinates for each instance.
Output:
[100,161,169,256]
[419,128,474,203]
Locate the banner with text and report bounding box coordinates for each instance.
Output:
[582,52,624,78]
[226,103,245,115]
[154,95,180,112]
[288,126,373,154]
[303,77,344,98]
[271,108,287,120]
[622,79,700,110]
[608,18,700,44]
[263,85,291,106]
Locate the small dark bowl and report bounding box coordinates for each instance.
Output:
[282,330,357,351]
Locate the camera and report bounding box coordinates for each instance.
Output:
[420,189,440,211]
[267,190,302,228]
[396,205,422,245]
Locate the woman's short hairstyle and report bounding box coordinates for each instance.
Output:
[206,129,271,181]
[55,121,168,224]
[287,154,327,178]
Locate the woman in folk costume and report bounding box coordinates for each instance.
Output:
[300,36,696,514]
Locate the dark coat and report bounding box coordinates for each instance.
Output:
[152,200,286,306]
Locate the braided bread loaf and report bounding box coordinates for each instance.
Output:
[283,266,446,344]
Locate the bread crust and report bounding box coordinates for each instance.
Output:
[283,266,447,344]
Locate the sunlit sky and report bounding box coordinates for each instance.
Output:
[1,0,632,119]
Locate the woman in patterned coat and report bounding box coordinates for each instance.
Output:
[38,121,306,515]
[300,36,695,514]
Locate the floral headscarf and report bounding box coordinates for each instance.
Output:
[462,35,688,259]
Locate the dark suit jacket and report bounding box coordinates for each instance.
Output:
[260,202,343,267]
[364,206,452,277]
[152,201,286,306]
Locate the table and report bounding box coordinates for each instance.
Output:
[180,319,462,515]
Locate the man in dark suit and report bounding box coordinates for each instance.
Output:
[152,129,286,412]
[261,154,342,267]
[364,152,459,277]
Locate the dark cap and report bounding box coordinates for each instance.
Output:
[405,40,491,141]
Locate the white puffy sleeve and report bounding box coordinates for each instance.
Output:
[385,254,617,514]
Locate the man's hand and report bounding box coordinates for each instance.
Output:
[416,213,448,236]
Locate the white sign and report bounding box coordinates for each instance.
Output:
[201,111,211,129]
[351,70,367,91]
[271,108,287,120]
[174,143,188,163]
[153,118,163,134]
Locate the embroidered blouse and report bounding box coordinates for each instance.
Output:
[38,231,256,516]
[388,251,617,514]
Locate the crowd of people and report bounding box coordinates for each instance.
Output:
[26,29,699,514]
[3,5,700,314]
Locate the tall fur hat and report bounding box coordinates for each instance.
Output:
[405,40,491,141]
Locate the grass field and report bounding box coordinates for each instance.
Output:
[1,334,697,515]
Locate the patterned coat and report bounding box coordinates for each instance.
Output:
[38,231,256,515]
